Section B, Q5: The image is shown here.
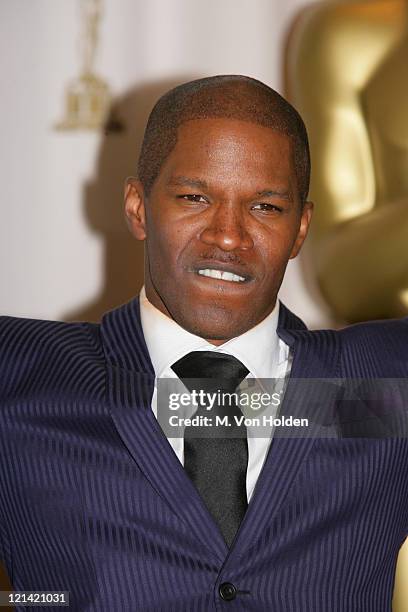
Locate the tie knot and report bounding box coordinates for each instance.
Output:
[171,351,249,393]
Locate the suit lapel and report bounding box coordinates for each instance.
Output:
[230,302,342,555]
[101,298,341,559]
[100,298,227,561]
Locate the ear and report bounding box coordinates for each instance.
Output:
[289,200,313,259]
[124,177,147,241]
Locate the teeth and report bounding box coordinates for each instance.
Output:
[197,269,246,282]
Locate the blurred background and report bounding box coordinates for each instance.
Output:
[1,0,407,607]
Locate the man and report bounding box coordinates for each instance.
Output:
[0,75,407,611]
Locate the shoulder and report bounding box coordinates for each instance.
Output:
[339,316,408,344]
[0,315,104,397]
[0,314,102,355]
[282,309,408,377]
[338,317,408,376]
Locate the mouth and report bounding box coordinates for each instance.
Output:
[197,268,246,283]
[192,262,252,285]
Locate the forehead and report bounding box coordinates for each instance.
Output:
[157,118,296,191]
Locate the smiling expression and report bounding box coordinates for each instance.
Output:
[125,117,313,344]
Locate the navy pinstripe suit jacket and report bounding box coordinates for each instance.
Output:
[0,298,407,611]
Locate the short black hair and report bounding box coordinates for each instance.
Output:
[137,75,310,205]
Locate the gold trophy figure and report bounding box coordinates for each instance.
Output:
[287,0,408,323]
[287,2,408,608]
[56,0,111,131]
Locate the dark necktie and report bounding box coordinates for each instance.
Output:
[171,351,249,547]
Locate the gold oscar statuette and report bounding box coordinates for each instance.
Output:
[287,0,408,323]
[287,3,408,608]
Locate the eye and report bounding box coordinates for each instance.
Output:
[177,194,208,203]
[251,202,283,213]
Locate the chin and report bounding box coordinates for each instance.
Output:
[175,306,253,342]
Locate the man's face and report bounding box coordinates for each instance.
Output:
[126,118,312,344]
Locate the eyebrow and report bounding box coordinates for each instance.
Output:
[256,189,291,200]
[167,176,209,190]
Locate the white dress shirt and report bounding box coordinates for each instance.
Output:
[139,287,290,502]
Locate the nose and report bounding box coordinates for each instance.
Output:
[199,202,254,251]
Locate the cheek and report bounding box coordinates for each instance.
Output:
[147,212,172,249]
[147,218,191,271]
[258,231,295,270]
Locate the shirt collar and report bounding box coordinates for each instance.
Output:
[139,286,282,379]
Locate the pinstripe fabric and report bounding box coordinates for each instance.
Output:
[0,299,407,611]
